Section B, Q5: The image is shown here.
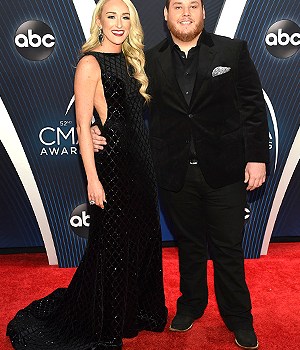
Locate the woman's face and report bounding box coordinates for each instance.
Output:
[97,0,131,50]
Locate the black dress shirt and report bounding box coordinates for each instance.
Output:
[170,36,201,157]
[171,37,201,105]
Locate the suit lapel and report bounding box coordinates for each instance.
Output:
[190,32,216,109]
[157,40,188,110]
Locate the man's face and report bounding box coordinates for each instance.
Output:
[164,0,205,43]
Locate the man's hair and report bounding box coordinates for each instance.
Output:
[165,0,204,10]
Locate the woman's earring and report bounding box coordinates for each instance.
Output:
[98,27,104,44]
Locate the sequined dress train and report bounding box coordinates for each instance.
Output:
[7,52,167,350]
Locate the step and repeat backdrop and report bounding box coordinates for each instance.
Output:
[0,0,299,267]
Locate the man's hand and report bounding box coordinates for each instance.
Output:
[91,125,106,152]
[244,162,266,191]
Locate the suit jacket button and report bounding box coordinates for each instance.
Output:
[188,114,193,118]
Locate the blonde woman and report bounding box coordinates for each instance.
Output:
[7,1,167,349]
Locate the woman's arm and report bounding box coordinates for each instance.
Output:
[74,55,106,208]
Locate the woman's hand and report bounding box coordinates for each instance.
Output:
[88,178,106,209]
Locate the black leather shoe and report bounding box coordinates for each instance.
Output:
[169,314,195,332]
[234,329,259,349]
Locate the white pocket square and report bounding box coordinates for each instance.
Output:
[212,66,231,77]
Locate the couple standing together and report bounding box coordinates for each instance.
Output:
[7,0,269,349]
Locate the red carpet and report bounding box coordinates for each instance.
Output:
[1,243,299,349]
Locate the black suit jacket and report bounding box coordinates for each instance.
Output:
[146,31,269,191]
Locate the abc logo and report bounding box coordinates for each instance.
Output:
[15,20,55,61]
[69,203,90,239]
[265,20,300,58]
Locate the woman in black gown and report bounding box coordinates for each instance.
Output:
[7,0,167,349]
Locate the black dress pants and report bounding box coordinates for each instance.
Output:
[159,164,253,331]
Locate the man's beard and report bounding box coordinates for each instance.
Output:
[168,20,203,42]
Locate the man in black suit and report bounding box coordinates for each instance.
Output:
[92,0,268,348]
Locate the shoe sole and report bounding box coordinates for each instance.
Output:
[235,338,259,349]
[169,323,193,332]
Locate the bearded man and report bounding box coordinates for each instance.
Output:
[145,1,268,349]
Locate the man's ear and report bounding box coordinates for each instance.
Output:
[203,7,206,20]
[164,7,168,21]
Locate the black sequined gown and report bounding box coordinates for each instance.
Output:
[7,52,167,350]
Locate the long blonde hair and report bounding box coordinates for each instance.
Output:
[81,0,150,102]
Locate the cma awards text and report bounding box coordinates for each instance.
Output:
[39,124,79,156]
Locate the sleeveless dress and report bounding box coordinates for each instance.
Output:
[7,52,167,350]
